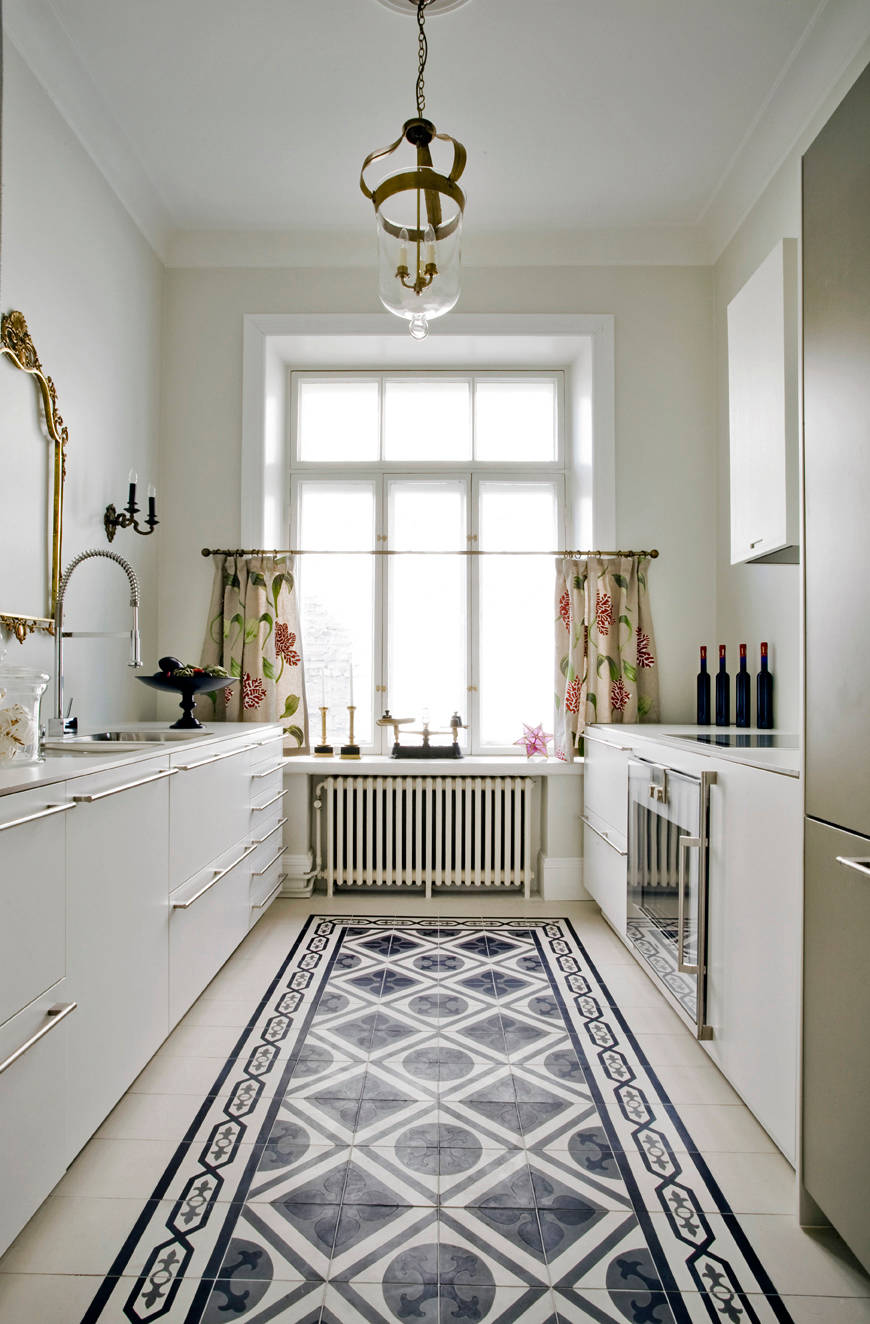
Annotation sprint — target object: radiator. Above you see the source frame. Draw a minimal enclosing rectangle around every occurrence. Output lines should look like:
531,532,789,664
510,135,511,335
313,775,534,898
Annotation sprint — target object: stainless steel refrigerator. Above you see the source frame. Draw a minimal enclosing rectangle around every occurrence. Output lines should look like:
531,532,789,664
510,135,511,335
802,60,870,1273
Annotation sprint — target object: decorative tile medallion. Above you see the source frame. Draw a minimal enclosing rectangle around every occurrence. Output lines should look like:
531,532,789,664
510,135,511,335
81,917,794,1323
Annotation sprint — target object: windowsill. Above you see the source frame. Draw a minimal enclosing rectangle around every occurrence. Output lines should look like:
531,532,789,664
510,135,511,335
283,753,583,775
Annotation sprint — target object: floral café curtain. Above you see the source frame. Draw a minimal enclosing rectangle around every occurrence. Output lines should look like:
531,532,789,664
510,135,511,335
554,554,659,760
198,554,309,749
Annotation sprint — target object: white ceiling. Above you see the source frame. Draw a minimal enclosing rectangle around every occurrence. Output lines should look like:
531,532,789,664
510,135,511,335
5,0,869,264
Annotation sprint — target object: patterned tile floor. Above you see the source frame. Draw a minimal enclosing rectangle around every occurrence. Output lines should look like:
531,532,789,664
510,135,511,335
1,897,868,1324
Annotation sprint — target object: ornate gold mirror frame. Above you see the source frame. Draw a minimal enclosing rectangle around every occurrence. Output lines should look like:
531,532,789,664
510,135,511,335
0,311,68,642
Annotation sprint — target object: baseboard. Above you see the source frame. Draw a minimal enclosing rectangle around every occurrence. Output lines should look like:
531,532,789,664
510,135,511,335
537,852,588,901
282,852,315,898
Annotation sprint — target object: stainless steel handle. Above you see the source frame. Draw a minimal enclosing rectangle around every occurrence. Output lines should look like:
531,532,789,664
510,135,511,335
253,816,287,846
72,768,177,803
749,537,764,549
177,744,257,771
836,856,870,877
252,845,287,876
580,814,627,857
252,876,285,909
0,1002,77,1076
251,788,287,812
0,802,76,833
172,841,258,909
251,761,286,780
677,836,701,975
582,731,633,753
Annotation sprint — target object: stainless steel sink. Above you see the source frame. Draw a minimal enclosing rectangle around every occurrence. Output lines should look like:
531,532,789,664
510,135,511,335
44,728,205,750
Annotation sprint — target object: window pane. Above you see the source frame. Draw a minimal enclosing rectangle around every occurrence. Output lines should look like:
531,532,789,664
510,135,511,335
299,483,375,746
388,483,466,739
297,378,379,461
384,379,471,461
474,379,557,462
478,483,558,747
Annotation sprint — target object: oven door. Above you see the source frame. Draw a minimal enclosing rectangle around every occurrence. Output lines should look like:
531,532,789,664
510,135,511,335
626,759,715,1039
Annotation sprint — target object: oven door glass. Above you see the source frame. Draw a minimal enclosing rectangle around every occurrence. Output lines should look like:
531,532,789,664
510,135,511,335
626,760,702,1023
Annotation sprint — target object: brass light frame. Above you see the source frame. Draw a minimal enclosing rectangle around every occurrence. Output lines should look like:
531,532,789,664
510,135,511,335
0,311,67,643
359,0,467,317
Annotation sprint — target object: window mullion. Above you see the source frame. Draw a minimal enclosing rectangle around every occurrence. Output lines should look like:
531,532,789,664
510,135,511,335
468,471,478,755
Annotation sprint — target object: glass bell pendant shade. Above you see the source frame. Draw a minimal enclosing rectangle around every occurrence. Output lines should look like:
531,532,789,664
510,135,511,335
375,173,463,340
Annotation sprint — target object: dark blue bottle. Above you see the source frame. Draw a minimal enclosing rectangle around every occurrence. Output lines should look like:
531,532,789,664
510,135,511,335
715,645,730,727
757,641,774,729
735,643,751,727
696,646,711,724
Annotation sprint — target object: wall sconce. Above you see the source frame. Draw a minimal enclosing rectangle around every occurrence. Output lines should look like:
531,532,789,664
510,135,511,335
104,470,159,542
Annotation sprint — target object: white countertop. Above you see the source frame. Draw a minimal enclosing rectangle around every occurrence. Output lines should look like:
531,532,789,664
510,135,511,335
283,755,583,776
0,722,282,797
587,723,800,777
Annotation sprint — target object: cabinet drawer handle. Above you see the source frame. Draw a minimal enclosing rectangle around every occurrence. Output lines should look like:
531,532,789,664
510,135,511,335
252,816,287,846
251,760,286,780
677,836,702,974
580,814,627,857
836,856,870,877
0,801,76,833
251,788,287,812
252,876,285,910
252,845,287,876
172,841,258,909
72,768,177,803
582,731,632,753
177,744,256,771
0,1002,77,1076
749,537,764,549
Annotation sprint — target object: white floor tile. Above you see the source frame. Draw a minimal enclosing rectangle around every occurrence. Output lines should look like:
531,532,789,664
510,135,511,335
96,1090,213,1143
650,1060,744,1106
780,1296,870,1322
726,1216,870,1298
55,1136,183,1200
634,1032,713,1068
702,1150,797,1215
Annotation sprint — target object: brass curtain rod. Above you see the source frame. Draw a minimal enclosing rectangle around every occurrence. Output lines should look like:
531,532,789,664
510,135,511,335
201,546,659,559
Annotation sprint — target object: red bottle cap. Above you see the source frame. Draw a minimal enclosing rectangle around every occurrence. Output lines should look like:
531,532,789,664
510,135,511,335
739,643,747,658
761,642,768,657
700,646,707,660
719,644,726,659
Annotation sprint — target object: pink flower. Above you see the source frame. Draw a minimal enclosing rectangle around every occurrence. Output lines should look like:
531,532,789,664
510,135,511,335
555,747,568,762
610,677,631,712
565,677,581,714
242,672,267,710
275,622,300,665
558,590,571,631
595,593,612,637
636,627,655,669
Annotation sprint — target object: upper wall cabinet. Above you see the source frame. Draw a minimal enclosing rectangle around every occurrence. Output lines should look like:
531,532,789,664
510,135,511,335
727,239,799,565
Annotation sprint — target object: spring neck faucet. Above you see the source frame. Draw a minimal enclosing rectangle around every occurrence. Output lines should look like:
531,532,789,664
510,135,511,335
48,549,143,737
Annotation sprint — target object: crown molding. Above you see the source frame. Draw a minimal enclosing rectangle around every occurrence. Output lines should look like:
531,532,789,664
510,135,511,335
700,0,870,263
3,0,172,261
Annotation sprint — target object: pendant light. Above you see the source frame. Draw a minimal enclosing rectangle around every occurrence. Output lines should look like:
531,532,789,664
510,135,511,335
360,0,467,339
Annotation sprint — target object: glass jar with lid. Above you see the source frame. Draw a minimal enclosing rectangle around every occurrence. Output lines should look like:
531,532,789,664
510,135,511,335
0,666,50,765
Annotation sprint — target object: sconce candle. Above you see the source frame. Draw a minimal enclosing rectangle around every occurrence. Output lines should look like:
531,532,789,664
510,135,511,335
105,474,159,542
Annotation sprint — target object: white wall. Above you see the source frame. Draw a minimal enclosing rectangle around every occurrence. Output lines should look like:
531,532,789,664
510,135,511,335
160,263,716,724
0,43,164,724
713,46,870,734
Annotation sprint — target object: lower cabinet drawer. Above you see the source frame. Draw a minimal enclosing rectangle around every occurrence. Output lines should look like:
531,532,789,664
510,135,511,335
169,838,255,1026
0,787,71,1029
249,834,287,926
0,984,76,1256
582,817,628,933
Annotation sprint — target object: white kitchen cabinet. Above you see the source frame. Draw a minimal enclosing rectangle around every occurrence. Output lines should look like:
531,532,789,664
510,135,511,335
0,786,72,1028
168,734,262,890
169,836,256,1025
581,732,629,930
705,761,801,1161
0,983,76,1256
581,812,627,932
65,757,174,1157
727,238,799,564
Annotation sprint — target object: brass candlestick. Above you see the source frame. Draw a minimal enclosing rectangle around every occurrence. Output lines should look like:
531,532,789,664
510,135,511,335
314,705,333,757
341,704,360,759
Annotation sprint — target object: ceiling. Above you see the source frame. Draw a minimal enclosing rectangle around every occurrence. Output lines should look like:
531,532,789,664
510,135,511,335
5,0,868,264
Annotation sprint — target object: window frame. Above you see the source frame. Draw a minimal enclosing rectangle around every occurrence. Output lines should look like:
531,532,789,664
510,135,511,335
289,370,567,755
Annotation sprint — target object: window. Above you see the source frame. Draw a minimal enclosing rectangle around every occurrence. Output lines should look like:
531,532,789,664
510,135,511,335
291,372,565,754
